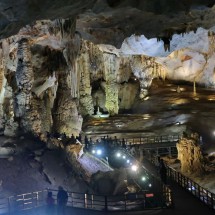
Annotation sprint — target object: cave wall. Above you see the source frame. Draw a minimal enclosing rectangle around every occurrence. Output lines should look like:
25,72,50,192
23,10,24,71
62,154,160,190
0,19,215,139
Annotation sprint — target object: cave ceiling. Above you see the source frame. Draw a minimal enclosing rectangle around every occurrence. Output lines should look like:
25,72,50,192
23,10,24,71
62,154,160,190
0,0,215,48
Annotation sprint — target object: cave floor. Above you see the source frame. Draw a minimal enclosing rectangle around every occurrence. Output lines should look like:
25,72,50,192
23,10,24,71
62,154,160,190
83,79,215,153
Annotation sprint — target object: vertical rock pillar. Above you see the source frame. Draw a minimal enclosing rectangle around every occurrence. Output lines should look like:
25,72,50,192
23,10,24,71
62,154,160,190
103,53,120,116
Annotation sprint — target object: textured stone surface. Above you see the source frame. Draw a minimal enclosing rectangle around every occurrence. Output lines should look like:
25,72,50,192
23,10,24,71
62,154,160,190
0,2,215,138
177,133,204,176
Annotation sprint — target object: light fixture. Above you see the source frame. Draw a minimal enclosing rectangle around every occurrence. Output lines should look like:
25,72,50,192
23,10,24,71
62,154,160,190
122,155,126,159
92,150,96,154
141,176,146,181
116,152,121,157
131,165,138,172
96,149,102,155
126,160,130,164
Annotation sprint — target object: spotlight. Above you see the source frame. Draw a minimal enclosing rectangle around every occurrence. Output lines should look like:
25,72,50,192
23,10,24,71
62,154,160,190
96,149,102,155
126,160,130,164
92,150,96,154
149,184,152,187
141,176,146,181
122,155,126,159
131,165,138,172
116,152,121,157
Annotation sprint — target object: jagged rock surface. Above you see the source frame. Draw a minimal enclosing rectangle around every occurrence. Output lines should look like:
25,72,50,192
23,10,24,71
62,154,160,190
177,133,205,176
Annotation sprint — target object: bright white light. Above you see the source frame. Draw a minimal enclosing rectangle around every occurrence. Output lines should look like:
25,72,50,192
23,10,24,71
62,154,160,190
141,176,146,181
188,186,195,191
122,155,126,159
131,165,138,172
116,152,121,157
149,184,152,187
92,150,96,154
213,131,215,136
126,160,130,164
96,149,102,155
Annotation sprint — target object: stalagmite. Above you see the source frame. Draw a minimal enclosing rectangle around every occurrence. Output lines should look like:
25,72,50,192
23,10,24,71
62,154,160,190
77,41,94,116
177,133,204,176
103,52,120,116
15,38,34,116
193,79,196,96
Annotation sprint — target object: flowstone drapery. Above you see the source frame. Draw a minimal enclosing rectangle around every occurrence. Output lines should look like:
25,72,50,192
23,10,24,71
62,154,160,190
32,73,57,97
130,56,155,99
62,33,81,99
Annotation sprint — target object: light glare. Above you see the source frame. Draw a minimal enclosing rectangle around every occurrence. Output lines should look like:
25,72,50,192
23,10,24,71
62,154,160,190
131,165,138,172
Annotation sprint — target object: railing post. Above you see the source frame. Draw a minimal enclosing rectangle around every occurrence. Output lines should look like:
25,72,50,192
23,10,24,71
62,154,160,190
211,193,214,209
124,194,127,211
35,192,38,207
104,196,108,211
91,195,94,209
71,192,73,207
84,193,87,209
8,197,11,214
22,194,25,210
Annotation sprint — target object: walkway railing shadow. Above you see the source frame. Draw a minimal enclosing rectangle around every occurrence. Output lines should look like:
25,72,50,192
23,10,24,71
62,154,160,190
167,166,215,210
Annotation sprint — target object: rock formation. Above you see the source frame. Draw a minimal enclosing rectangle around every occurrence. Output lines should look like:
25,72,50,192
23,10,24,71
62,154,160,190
177,133,204,176
0,1,214,144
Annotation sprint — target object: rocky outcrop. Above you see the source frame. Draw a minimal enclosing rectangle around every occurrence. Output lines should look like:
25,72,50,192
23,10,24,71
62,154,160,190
90,168,127,195
177,133,205,176
65,144,112,183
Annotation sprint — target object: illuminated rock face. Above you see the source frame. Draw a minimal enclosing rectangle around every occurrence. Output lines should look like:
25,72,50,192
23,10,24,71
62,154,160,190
177,133,204,175
0,14,215,139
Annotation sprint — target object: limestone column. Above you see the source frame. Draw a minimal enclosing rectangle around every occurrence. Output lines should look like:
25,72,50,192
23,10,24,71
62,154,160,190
103,53,120,116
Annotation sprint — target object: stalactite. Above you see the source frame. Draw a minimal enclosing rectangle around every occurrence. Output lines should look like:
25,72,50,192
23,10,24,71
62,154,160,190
49,18,76,40
88,41,104,81
63,32,81,98
49,18,81,99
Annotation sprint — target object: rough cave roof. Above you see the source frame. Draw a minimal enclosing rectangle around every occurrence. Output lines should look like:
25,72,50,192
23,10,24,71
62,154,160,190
1,0,215,47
